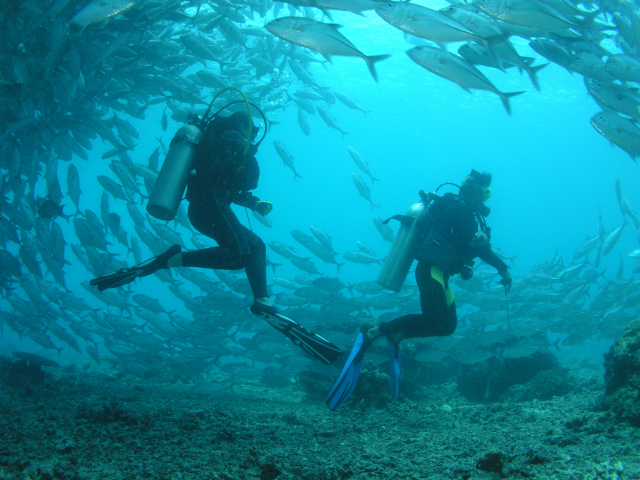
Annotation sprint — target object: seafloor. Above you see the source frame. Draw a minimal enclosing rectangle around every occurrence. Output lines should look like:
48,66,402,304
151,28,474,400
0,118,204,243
1,361,638,480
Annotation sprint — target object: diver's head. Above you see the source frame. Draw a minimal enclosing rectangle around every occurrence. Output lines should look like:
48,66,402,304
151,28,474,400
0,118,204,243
228,111,258,141
221,111,260,157
459,169,492,211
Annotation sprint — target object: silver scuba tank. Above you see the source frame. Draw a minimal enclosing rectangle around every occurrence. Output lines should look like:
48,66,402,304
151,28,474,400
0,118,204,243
376,202,428,292
146,124,203,221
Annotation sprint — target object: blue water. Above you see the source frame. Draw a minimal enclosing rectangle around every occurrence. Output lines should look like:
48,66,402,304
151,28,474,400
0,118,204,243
1,2,639,368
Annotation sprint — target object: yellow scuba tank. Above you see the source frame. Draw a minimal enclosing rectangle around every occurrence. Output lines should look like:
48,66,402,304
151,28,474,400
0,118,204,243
376,201,428,292
147,124,203,221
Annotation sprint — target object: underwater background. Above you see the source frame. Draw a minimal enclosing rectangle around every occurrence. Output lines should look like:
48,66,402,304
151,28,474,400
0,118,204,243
2,0,640,477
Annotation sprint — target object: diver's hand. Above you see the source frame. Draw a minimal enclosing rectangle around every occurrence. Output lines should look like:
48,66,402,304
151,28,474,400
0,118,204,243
499,269,512,292
255,201,273,216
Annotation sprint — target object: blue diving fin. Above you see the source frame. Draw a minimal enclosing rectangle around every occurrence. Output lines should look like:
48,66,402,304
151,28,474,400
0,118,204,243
325,327,371,411
387,337,401,399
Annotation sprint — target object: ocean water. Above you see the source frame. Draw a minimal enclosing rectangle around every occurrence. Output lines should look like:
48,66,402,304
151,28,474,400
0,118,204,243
1,0,639,423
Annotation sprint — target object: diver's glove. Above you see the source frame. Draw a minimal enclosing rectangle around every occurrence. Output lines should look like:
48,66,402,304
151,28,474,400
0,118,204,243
470,232,488,248
255,201,273,216
499,268,512,292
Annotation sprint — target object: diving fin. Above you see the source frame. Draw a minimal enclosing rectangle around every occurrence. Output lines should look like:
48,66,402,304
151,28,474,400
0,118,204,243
325,326,371,411
387,337,401,399
89,244,181,291
250,302,343,365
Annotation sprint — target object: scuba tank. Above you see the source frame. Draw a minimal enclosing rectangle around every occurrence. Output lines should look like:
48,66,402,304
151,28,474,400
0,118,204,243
147,87,268,221
376,201,428,292
146,124,203,221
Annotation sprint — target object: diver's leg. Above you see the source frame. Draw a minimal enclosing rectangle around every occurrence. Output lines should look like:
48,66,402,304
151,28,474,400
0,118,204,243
241,226,270,303
181,200,250,270
377,261,457,344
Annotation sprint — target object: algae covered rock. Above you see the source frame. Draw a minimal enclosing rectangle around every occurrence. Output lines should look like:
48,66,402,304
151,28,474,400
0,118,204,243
603,318,640,425
458,350,568,402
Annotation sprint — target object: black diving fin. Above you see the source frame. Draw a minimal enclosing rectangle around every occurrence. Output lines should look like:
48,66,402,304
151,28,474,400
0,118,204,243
89,244,181,291
250,302,343,365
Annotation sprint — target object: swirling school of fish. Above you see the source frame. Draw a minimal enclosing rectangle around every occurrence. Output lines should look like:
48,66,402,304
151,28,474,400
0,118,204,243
1,0,640,382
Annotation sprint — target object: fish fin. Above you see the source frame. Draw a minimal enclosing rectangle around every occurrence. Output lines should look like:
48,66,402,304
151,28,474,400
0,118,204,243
321,53,334,65
499,91,525,116
364,54,391,83
482,34,510,72
526,63,548,91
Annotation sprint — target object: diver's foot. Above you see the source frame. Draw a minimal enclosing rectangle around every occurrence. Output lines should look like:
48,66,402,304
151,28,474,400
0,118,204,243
149,244,182,273
255,296,273,306
250,301,278,317
354,325,373,363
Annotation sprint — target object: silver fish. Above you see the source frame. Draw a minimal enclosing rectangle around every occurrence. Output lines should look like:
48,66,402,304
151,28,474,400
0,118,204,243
266,16,390,82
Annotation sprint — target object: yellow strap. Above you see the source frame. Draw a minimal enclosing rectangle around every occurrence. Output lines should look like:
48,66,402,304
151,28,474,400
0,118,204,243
430,265,455,307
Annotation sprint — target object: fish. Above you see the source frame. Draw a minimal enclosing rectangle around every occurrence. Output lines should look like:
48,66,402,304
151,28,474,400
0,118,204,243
529,38,574,75
70,0,136,30
269,241,304,260
348,147,379,185
273,140,302,181
317,104,350,139
66,164,82,216
377,1,499,53
352,172,380,209
290,256,323,275
265,17,390,82
97,175,130,202
309,225,334,251
474,0,579,32
334,91,372,116
605,54,640,83
252,210,273,228
343,250,383,265
587,81,640,121
591,111,640,162
297,108,311,136
407,46,524,115
373,216,395,243
571,53,617,82
36,198,70,221
12,351,60,368
603,223,628,257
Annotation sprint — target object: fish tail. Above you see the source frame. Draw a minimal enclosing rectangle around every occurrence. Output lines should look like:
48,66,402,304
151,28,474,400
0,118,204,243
483,34,510,72
293,172,302,182
364,54,391,83
499,91,525,116
341,130,351,140
526,63,548,91
336,263,345,274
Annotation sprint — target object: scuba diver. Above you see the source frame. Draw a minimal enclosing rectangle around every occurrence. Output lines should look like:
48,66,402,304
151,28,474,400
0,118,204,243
91,90,342,366
325,169,512,410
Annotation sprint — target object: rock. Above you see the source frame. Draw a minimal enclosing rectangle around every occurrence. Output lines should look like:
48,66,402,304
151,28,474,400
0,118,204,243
458,350,565,402
476,451,507,474
602,318,640,425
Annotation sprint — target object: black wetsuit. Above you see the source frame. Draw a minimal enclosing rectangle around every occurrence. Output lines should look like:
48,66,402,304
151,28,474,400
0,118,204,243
181,113,268,299
379,193,508,340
